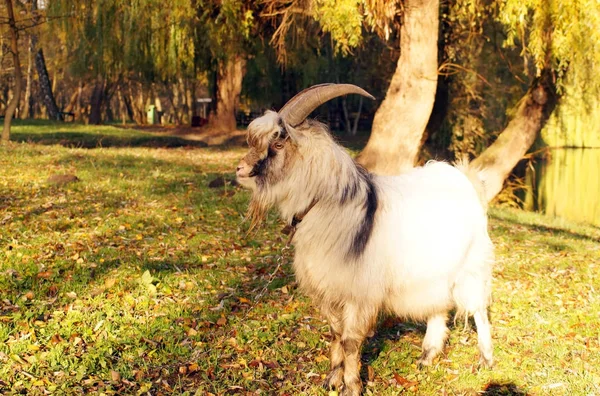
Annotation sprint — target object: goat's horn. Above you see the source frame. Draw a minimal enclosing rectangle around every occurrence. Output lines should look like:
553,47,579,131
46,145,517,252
279,83,375,127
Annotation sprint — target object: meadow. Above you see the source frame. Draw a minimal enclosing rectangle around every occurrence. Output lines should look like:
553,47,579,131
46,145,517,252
1,122,599,395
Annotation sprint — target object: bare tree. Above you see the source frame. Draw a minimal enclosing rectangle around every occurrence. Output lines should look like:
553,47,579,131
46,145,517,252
2,0,23,142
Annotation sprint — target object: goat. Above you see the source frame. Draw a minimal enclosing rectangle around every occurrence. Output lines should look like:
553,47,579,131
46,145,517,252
236,84,494,396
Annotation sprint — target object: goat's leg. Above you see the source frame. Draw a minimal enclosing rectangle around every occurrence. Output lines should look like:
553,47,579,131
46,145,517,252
474,309,493,367
323,306,345,391
339,304,376,396
417,313,448,366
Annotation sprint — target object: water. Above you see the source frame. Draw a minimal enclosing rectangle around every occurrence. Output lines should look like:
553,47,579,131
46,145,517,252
523,148,600,227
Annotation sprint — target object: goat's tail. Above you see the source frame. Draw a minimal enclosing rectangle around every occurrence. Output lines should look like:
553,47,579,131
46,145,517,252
454,159,488,210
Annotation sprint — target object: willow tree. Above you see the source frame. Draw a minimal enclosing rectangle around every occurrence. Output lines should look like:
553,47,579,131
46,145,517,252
471,0,600,200
48,0,197,124
195,0,259,132
302,0,600,201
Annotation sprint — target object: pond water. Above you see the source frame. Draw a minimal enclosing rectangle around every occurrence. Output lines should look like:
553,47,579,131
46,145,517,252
523,148,600,227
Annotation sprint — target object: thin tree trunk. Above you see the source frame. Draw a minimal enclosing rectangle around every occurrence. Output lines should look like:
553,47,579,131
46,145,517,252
165,82,181,125
63,82,84,114
208,56,246,132
341,97,352,135
351,96,363,136
357,0,439,174
2,0,23,142
121,85,134,123
89,75,105,124
472,71,557,202
35,49,62,121
21,34,36,119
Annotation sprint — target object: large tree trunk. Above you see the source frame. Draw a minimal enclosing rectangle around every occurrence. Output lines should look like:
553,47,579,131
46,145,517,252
35,49,63,121
357,0,439,174
208,56,246,132
472,71,557,202
2,0,23,142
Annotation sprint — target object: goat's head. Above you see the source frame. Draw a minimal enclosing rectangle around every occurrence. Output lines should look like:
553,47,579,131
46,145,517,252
236,84,374,226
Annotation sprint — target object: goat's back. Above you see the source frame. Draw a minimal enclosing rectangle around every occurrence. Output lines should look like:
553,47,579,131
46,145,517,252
370,162,492,317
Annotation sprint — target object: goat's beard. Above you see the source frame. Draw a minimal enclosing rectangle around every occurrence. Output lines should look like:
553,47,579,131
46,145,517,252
246,194,271,232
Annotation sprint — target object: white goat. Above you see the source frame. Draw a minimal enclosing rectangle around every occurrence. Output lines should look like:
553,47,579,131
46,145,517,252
236,84,494,396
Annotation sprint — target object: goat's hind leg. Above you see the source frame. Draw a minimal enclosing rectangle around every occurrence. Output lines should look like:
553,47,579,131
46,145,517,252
322,305,344,391
474,309,493,367
417,313,449,366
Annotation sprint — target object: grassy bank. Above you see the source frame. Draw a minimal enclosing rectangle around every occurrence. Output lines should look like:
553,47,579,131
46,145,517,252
1,123,599,395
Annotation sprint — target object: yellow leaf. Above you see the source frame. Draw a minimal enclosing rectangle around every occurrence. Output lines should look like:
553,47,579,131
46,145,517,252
110,370,121,382
315,354,329,363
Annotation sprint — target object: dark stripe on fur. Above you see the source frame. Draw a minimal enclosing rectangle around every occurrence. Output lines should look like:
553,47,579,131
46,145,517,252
348,167,378,259
340,178,360,204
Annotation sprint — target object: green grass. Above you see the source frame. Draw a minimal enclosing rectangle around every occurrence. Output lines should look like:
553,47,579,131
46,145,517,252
1,122,599,395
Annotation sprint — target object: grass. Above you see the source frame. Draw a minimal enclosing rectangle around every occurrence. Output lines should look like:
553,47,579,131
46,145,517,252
1,121,599,395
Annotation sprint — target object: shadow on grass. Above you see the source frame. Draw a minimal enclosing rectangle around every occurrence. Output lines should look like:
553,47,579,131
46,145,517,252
12,131,208,149
491,212,600,243
482,382,528,395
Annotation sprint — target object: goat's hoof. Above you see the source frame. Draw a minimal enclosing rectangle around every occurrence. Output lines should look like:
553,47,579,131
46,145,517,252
339,382,362,396
323,367,344,391
416,349,436,367
479,355,494,369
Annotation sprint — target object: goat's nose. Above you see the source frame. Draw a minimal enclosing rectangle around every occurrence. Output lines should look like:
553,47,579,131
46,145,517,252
236,166,243,172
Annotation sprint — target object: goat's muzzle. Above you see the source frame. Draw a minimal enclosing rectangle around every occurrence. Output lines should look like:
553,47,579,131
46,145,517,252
236,158,256,189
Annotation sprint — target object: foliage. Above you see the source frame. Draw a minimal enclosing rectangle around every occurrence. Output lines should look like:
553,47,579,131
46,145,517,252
199,0,256,62
1,122,599,394
312,0,363,54
47,0,197,81
498,0,600,97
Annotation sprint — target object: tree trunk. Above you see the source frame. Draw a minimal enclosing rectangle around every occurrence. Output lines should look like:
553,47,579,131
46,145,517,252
2,0,23,142
208,56,246,132
89,76,105,124
472,71,557,202
351,96,364,136
35,49,63,121
357,0,439,174
21,34,36,119
63,82,84,114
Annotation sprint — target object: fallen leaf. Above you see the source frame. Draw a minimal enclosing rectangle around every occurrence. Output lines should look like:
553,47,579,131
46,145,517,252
110,370,121,382
393,373,418,388
216,317,227,326
187,327,198,336
104,278,116,289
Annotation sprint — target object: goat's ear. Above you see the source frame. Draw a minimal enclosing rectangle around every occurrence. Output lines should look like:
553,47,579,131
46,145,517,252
281,121,305,144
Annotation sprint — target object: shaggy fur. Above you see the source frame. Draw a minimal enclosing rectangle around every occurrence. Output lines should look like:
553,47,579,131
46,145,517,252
236,111,495,396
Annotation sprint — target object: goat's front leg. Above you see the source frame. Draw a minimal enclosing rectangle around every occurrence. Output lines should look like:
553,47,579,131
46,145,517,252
339,303,377,396
322,305,345,391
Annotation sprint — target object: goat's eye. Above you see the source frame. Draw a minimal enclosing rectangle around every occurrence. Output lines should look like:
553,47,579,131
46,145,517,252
273,141,285,150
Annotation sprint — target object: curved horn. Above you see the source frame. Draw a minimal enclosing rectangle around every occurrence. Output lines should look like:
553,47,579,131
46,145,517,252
279,83,375,127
